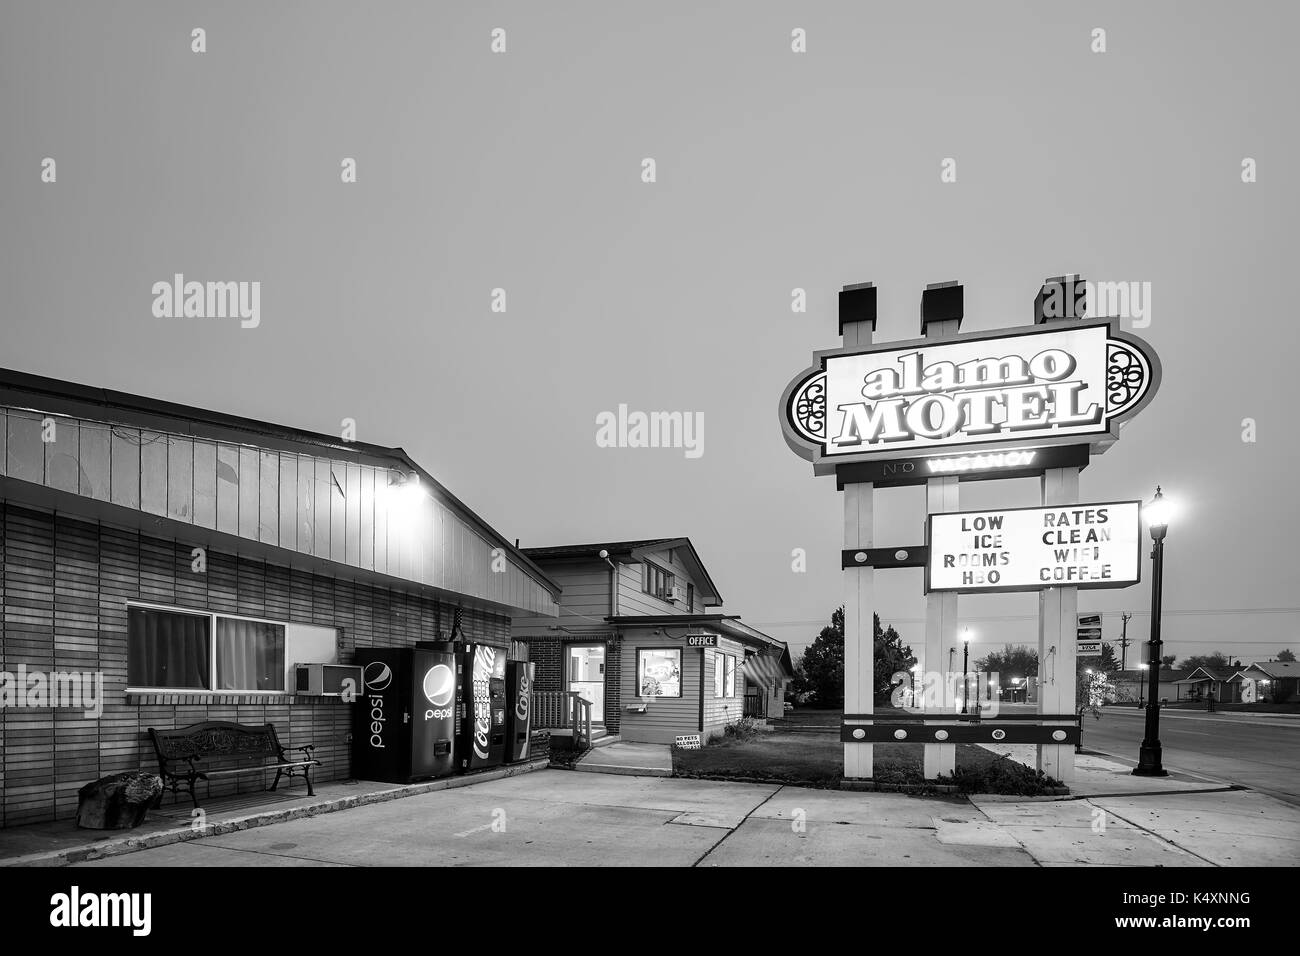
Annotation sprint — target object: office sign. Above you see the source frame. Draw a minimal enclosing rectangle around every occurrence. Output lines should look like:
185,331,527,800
685,633,718,647
926,501,1142,593
781,320,1160,469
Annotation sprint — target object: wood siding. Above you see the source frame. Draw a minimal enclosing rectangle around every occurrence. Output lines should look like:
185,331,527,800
702,638,747,739
0,406,556,618
511,560,611,634
617,546,700,617
619,634,702,744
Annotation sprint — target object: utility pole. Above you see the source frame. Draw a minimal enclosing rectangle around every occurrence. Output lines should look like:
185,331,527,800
1119,612,1132,671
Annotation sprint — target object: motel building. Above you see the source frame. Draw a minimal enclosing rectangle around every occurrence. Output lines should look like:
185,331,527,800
0,368,561,828
510,539,794,746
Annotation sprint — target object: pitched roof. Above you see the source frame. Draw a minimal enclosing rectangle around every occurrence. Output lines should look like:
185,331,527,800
0,367,562,607
522,539,678,559
524,537,723,605
1240,660,1300,679
1177,665,1239,682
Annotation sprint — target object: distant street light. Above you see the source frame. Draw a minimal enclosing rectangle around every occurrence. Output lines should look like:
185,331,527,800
1134,487,1174,777
1138,663,1148,708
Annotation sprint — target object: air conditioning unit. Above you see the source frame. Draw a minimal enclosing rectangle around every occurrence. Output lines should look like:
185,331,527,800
670,584,686,604
295,663,362,697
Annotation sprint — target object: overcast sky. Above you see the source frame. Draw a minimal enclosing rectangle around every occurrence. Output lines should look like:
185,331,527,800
3,2,1297,667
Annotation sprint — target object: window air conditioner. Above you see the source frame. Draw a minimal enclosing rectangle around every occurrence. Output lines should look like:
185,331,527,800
295,663,362,697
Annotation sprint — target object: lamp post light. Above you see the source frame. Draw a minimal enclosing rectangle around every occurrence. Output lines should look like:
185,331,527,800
1138,663,1148,708
1134,486,1174,777
961,628,973,715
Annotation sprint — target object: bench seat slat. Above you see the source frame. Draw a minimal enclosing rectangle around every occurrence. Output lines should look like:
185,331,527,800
196,761,318,777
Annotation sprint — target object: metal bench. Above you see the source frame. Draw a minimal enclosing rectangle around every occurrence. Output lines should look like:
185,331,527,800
148,721,320,809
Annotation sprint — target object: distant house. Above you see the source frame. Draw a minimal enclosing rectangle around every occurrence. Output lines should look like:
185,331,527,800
1174,666,1242,703
1110,668,1191,704
1232,661,1300,704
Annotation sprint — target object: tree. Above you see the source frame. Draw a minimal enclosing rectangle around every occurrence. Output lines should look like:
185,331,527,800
1160,654,1177,670
799,607,845,708
1277,649,1296,662
796,606,915,708
975,644,1038,681
1180,652,1231,670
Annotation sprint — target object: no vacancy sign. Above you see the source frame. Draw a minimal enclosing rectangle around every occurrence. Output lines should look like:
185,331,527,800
927,501,1142,593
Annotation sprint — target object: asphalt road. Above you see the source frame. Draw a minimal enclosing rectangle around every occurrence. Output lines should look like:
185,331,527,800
1082,708,1300,806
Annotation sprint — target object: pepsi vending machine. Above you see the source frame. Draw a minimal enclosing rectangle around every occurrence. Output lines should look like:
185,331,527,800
352,648,456,783
504,660,535,763
457,643,507,771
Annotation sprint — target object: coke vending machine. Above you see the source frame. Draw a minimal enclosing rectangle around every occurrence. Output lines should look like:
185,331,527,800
457,643,507,771
352,648,456,783
504,660,535,763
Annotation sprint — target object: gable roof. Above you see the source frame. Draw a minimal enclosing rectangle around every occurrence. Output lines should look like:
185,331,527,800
523,537,723,606
1176,665,1238,683
1239,661,1300,680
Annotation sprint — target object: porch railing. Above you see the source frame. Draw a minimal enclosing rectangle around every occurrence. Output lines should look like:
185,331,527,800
743,693,767,719
531,690,594,750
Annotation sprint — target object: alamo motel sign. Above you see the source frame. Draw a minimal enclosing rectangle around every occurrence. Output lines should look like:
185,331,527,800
778,277,1161,783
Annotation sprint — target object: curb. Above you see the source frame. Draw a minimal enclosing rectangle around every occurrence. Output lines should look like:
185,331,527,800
575,763,672,778
2,758,549,868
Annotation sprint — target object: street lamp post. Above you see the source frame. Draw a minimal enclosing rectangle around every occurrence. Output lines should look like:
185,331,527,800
961,629,972,715
1137,662,1148,708
1134,487,1173,777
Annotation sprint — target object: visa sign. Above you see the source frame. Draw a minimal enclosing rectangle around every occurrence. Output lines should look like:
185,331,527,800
781,321,1160,468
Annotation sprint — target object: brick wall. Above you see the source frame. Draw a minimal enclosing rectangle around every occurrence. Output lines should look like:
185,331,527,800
515,634,622,734
0,503,512,828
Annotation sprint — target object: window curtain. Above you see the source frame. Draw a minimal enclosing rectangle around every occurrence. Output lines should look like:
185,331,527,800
216,618,285,691
128,608,211,689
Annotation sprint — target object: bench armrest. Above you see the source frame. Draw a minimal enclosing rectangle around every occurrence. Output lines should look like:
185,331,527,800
279,744,316,758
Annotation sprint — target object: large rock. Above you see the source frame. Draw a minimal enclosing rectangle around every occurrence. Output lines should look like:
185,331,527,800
75,771,163,830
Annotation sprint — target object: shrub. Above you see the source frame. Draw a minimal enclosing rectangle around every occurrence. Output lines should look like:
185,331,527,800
723,717,764,742
938,760,1062,796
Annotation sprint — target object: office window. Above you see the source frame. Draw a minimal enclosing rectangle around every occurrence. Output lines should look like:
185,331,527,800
714,652,725,697
724,655,736,698
643,562,674,601
129,605,288,692
637,648,682,698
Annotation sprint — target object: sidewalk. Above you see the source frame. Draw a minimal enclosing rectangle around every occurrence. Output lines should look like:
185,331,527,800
0,758,547,868
574,741,673,777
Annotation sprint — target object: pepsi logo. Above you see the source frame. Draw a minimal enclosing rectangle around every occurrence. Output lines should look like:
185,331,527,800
364,661,392,691
422,664,455,707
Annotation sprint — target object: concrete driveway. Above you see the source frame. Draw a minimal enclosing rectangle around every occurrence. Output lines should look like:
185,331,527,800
71,769,1268,867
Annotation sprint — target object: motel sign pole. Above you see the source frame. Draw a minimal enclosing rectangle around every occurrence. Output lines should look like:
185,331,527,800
1134,487,1171,777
